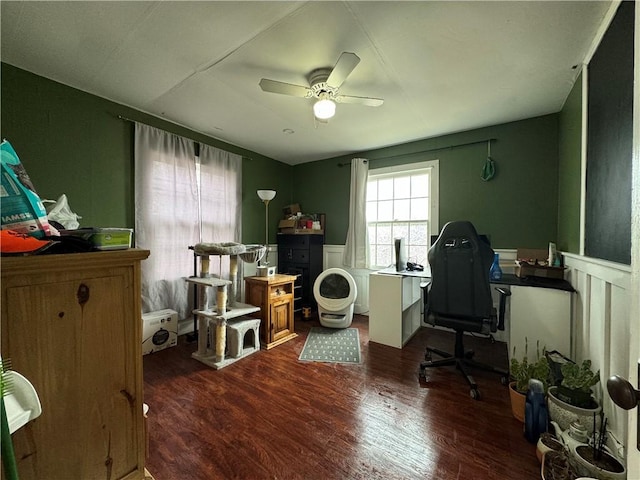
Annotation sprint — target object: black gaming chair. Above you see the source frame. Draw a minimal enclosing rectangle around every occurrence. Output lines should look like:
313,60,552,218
419,221,509,399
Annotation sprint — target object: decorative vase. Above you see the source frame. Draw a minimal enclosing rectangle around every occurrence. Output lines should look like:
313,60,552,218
547,386,601,435
508,381,526,422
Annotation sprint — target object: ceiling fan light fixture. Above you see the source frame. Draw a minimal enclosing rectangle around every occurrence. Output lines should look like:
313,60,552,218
313,94,336,120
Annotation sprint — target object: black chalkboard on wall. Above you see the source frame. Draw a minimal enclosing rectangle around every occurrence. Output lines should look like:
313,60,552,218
585,0,634,265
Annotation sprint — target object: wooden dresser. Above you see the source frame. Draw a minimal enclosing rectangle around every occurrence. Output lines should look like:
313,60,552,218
244,274,297,349
1,249,149,480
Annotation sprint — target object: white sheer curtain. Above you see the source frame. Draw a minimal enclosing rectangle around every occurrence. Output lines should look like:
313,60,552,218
342,158,370,268
198,143,242,292
135,123,198,319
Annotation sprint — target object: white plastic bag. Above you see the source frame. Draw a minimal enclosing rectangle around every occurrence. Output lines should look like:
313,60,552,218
43,194,82,230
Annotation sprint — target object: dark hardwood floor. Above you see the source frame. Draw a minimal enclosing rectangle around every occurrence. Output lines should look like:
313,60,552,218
143,314,541,480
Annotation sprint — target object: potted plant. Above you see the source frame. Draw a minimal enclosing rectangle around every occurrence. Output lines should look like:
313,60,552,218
509,339,550,422
572,444,626,480
540,449,577,480
536,432,565,464
570,421,626,480
556,360,600,408
547,359,602,433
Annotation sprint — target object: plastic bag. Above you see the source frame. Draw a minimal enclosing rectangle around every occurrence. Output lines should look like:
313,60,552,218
0,140,52,238
43,194,81,230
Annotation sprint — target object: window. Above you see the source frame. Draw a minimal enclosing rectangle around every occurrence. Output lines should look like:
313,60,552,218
367,160,439,269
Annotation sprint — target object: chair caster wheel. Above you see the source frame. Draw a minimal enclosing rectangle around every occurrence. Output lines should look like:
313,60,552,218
500,376,509,386
470,388,481,400
464,350,475,359
418,369,426,379
424,353,432,362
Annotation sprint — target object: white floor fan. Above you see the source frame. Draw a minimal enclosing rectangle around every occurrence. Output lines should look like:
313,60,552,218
1,358,42,479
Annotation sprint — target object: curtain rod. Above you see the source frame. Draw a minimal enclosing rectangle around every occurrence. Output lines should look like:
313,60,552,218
337,138,496,167
116,114,254,161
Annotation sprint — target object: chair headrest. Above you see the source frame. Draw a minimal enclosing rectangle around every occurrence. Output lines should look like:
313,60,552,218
431,221,487,252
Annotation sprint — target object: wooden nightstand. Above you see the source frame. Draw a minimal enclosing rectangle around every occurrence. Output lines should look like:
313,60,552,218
245,274,298,349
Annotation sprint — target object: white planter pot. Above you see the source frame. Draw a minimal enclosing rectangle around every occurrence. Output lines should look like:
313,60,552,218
571,444,626,480
547,386,602,435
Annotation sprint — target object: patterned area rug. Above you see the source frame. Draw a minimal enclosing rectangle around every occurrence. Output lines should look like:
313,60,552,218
299,327,361,364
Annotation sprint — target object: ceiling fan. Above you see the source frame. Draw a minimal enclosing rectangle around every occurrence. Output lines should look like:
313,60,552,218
259,52,384,121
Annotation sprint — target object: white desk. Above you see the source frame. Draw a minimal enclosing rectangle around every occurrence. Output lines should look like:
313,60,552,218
369,270,574,357
506,283,572,362
369,268,429,348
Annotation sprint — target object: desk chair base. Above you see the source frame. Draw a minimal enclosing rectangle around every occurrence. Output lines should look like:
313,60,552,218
418,330,509,400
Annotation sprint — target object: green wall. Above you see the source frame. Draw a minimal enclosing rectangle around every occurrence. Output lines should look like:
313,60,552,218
0,63,292,245
557,72,583,254
294,115,560,248
3,63,569,250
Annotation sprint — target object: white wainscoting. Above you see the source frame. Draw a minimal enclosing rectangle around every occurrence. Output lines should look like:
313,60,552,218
563,252,631,456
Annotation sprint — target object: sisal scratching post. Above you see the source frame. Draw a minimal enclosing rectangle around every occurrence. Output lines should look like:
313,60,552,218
215,320,226,363
215,285,227,362
216,285,227,315
215,290,226,363
196,284,209,356
199,255,210,278
229,255,238,307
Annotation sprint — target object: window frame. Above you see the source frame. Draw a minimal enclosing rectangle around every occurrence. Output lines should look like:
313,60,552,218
366,160,439,269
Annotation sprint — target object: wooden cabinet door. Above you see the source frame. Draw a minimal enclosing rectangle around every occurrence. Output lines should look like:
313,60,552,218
4,269,141,480
270,297,292,343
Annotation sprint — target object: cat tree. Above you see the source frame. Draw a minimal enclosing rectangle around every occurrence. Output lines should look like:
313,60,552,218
186,243,266,369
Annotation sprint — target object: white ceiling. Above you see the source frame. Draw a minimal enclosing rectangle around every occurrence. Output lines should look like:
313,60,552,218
1,1,611,165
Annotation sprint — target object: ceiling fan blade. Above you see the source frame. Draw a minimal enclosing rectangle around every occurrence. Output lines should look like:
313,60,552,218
335,94,384,107
259,78,311,98
326,52,360,89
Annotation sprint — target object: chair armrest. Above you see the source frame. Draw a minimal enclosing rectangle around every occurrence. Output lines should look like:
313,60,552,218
420,280,431,305
494,287,511,331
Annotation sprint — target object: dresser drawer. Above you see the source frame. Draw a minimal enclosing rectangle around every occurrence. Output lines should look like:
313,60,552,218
278,234,311,248
279,248,310,264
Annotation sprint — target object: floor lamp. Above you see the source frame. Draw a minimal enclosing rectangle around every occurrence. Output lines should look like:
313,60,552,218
257,190,276,273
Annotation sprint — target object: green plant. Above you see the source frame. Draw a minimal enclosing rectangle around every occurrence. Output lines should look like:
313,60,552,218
555,359,600,408
510,339,550,393
560,360,600,392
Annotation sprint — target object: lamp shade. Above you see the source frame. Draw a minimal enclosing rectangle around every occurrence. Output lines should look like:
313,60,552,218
257,190,276,201
313,94,336,120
